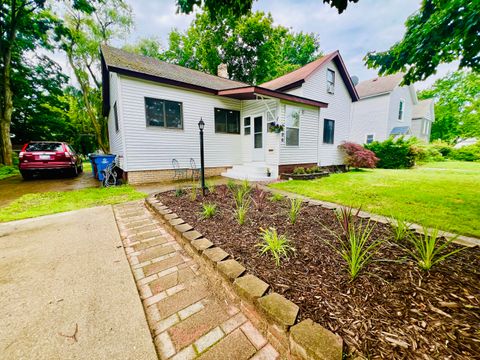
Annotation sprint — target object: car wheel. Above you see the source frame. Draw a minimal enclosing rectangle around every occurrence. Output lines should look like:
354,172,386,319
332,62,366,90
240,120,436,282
20,170,33,180
70,166,79,178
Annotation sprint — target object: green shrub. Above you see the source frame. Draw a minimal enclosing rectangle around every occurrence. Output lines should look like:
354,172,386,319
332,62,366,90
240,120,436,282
430,140,453,157
288,198,302,224
201,203,217,219
412,142,444,163
292,167,306,174
449,142,480,162
404,226,465,271
365,137,417,168
306,165,323,174
257,227,295,266
389,217,412,242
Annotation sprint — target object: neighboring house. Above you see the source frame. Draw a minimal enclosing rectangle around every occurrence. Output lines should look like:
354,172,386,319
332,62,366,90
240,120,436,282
411,99,435,142
350,73,418,144
101,46,359,184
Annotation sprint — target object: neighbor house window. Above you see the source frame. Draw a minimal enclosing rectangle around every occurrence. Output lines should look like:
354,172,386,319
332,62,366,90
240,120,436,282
366,134,374,144
113,102,119,132
145,97,183,129
398,99,405,120
323,119,335,144
244,117,251,135
215,108,240,134
285,106,300,146
327,69,335,94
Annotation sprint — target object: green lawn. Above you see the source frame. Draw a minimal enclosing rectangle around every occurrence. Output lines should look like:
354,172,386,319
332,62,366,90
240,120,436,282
0,186,146,222
271,161,480,238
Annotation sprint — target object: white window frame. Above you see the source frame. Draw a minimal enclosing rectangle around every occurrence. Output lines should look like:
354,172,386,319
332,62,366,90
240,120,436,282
244,116,251,135
365,133,375,144
285,106,300,147
398,99,405,121
327,69,335,94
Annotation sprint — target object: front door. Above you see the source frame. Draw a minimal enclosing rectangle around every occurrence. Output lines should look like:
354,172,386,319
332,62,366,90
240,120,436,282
252,115,264,162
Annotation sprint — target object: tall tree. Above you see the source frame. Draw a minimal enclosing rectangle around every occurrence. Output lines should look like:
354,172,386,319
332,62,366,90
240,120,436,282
365,0,480,84
136,11,321,85
54,0,132,153
176,0,359,19
418,70,480,143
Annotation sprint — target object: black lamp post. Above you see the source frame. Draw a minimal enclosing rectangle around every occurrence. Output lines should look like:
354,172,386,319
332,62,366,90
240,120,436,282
198,118,206,196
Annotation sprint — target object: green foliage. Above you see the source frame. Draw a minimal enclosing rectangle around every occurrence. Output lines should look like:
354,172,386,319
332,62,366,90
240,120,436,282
226,179,236,192
404,227,465,271
234,197,251,225
257,227,295,266
326,216,382,281
389,217,412,242
292,167,306,175
449,142,480,162
430,140,453,157
232,180,252,207
158,10,321,84
411,141,445,163
365,0,480,84
419,71,480,143
201,202,217,218
190,184,198,201
269,193,284,202
175,187,185,197
288,198,303,224
306,165,323,174
0,165,19,180
365,137,417,168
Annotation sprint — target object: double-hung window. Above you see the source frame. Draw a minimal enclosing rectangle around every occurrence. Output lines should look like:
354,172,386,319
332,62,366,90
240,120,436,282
215,108,240,134
145,97,183,129
323,119,335,144
285,106,300,146
398,99,405,121
244,117,251,135
366,134,374,144
327,69,335,94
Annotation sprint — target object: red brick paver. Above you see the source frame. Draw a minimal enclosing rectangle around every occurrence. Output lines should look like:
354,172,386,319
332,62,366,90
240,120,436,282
114,201,279,360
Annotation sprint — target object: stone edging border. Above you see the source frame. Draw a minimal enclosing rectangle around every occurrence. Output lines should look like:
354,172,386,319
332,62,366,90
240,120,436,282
145,194,343,360
261,185,480,249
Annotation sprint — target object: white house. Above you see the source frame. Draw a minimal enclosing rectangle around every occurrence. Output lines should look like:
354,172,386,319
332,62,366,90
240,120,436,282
101,46,359,184
350,73,419,144
411,99,435,142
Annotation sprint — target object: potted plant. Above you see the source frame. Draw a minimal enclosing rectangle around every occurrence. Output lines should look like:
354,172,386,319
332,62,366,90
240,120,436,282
268,122,284,133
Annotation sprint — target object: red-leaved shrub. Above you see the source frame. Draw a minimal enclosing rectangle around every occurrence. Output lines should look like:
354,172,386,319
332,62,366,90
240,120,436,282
338,142,379,169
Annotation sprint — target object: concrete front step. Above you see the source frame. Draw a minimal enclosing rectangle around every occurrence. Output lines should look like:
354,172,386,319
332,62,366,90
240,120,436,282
222,162,275,182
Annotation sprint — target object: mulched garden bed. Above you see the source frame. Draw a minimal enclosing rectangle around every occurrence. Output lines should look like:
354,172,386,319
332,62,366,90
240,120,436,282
158,185,480,359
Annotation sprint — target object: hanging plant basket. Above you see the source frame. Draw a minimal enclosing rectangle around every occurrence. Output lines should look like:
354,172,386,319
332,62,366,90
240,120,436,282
268,122,284,133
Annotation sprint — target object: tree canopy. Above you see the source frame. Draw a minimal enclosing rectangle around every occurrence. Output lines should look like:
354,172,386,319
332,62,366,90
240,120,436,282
365,0,480,85
419,70,480,143
127,11,322,85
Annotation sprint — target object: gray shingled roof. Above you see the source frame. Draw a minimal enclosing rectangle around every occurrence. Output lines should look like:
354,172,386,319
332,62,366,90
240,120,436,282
101,45,249,91
412,99,434,119
355,73,404,98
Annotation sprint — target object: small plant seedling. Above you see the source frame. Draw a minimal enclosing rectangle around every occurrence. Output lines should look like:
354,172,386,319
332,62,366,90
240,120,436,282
226,179,236,192
389,216,412,242
404,226,465,271
190,184,198,201
201,203,217,219
288,198,303,224
175,187,185,197
256,227,295,266
269,193,284,202
234,197,251,225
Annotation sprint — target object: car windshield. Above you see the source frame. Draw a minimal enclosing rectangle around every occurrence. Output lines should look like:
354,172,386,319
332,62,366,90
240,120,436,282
26,143,63,152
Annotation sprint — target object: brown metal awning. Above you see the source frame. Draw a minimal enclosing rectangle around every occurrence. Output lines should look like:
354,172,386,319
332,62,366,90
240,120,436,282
217,86,328,108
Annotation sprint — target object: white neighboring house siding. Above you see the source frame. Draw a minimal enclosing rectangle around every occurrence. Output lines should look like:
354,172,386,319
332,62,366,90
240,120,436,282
117,75,242,172
350,94,390,143
285,60,353,165
387,85,414,135
107,72,126,168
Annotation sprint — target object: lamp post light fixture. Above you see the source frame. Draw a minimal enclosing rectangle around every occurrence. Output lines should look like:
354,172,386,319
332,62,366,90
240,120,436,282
198,118,206,196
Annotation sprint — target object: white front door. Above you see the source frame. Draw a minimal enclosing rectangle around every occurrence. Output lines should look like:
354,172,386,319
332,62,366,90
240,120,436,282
252,115,265,162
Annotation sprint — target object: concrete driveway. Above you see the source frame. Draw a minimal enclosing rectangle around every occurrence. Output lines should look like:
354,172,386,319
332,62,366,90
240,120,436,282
0,170,98,207
0,206,157,359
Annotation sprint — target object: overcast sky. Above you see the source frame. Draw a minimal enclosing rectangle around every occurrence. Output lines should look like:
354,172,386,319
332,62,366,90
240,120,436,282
60,0,458,90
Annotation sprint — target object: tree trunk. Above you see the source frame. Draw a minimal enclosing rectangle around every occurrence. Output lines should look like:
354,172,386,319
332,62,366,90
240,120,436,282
0,40,14,166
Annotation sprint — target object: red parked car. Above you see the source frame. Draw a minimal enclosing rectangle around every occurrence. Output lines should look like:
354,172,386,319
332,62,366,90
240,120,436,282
18,141,83,180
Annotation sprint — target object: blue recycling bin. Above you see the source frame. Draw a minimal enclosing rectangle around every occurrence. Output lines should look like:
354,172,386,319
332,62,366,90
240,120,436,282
93,154,116,181
88,154,98,178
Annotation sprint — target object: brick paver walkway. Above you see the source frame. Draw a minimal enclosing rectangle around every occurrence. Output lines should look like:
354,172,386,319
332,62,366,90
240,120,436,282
114,201,279,360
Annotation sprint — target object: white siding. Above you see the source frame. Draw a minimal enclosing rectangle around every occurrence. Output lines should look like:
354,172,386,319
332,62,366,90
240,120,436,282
118,76,242,171
107,73,126,168
387,86,413,134
301,61,353,165
279,102,319,165
350,94,390,143
411,118,432,142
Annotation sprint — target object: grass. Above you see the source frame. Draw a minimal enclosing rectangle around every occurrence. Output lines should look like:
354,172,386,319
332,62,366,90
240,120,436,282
0,185,145,222
270,161,480,238
0,165,19,180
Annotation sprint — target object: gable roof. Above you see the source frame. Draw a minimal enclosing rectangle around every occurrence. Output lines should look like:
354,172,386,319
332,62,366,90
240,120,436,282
412,99,434,119
260,51,359,101
355,73,405,98
101,45,249,92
